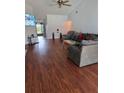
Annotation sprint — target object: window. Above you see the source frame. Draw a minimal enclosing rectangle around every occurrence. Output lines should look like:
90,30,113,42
25,14,36,26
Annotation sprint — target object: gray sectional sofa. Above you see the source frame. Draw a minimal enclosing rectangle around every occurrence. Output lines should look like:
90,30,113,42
63,31,98,67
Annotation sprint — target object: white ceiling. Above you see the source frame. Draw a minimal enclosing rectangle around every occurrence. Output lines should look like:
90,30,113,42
25,0,83,20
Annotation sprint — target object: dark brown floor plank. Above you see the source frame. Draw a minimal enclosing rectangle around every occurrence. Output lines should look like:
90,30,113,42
25,37,98,93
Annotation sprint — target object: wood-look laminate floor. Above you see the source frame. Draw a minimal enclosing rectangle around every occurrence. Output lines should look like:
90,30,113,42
25,37,98,93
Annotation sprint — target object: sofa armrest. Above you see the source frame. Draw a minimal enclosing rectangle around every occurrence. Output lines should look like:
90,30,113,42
80,44,98,67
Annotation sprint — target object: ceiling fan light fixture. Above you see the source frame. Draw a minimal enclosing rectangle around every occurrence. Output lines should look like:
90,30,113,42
52,0,71,8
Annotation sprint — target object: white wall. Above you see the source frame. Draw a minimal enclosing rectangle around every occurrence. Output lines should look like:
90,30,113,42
68,0,98,34
25,3,37,44
25,3,33,14
46,15,68,39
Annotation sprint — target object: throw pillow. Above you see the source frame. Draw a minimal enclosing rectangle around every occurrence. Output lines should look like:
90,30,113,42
67,31,75,39
78,33,84,41
72,32,79,41
83,33,88,40
70,31,76,40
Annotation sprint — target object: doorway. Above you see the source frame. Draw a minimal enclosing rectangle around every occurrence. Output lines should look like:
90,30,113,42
36,23,44,36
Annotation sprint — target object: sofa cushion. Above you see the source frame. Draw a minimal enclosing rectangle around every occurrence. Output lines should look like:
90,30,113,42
81,40,98,45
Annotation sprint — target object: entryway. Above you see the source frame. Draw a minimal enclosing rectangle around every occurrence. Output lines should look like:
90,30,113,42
36,23,44,36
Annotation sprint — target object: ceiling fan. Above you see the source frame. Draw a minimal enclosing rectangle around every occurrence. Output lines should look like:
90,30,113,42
51,0,72,8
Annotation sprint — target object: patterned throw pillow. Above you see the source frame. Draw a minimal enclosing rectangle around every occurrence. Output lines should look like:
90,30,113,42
78,33,84,41
71,32,79,41
88,34,98,40
86,34,91,40
75,33,80,41
70,32,76,40
71,32,83,42
93,34,98,40
83,33,88,40
83,33,98,40
67,31,75,39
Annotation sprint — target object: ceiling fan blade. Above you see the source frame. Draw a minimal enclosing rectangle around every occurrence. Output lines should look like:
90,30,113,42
63,0,69,3
63,3,71,6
